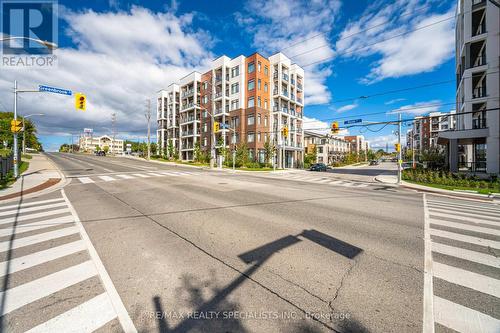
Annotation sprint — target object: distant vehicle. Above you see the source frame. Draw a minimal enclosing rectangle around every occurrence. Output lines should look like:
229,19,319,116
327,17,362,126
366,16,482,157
309,163,328,172
95,150,106,156
401,162,423,170
369,160,379,166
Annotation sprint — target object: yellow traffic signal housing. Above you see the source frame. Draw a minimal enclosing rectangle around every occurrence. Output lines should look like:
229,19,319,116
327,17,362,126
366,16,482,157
10,119,22,133
75,93,86,111
282,126,288,137
331,121,339,134
395,143,401,152
213,121,220,132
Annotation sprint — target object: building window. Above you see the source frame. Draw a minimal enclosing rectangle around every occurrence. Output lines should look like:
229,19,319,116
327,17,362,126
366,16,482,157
248,132,255,143
248,62,255,73
258,113,261,125
202,95,208,104
204,137,207,146
264,66,268,75
231,99,239,110
258,79,261,90
258,61,261,72
264,115,268,126
203,81,208,90
258,132,261,142
318,147,323,153
257,97,261,107
232,116,240,128
203,110,208,118
264,83,268,92
248,97,255,108
264,100,268,110
231,83,239,94
204,123,207,132
248,79,255,90
247,114,255,125
231,66,239,77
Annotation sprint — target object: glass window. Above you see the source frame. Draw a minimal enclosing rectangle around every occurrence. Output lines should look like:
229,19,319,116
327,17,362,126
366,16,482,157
264,115,268,126
264,83,268,92
231,66,239,77
258,79,261,90
248,97,255,108
248,62,255,73
258,114,261,124
258,61,261,72
258,132,261,142
264,66,268,75
247,132,255,143
264,100,268,110
231,83,239,94
231,99,239,110
248,79,255,90
247,114,255,125
257,97,261,107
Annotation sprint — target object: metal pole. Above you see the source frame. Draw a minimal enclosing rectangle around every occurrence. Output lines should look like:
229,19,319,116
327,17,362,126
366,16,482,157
412,126,415,169
232,131,235,171
13,80,19,178
22,117,25,155
145,100,151,160
398,113,402,184
211,112,215,168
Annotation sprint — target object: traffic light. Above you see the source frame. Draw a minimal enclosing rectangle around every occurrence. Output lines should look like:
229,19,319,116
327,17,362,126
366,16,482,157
213,121,220,132
395,143,401,152
282,126,288,137
331,121,339,134
75,93,86,111
10,119,22,133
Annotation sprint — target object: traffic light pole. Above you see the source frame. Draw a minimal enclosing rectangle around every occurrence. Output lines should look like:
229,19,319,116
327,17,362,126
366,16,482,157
13,80,18,178
397,113,402,185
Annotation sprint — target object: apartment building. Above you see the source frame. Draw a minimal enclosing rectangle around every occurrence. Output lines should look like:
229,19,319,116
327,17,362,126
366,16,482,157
157,52,305,168
409,111,455,152
79,135,123,154
344,135,370,154
304,131,351,164
156,84,180,156
438,0,499,174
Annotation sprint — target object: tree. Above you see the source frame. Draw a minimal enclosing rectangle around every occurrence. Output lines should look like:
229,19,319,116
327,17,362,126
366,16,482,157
263,138,274,166
167,139,175,159
150,142,158,156
421,148,446,170
194,141,202,162
304,146,317,168
0,112,42,151
236,142,249,167
103,146,109,153
95,145,101,152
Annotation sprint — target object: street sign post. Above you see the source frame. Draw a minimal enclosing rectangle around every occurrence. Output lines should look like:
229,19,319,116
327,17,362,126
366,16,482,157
344,119,362,125
38,85,72,96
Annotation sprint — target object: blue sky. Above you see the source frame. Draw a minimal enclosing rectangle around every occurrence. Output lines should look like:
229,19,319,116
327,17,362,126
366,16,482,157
0,0,457,151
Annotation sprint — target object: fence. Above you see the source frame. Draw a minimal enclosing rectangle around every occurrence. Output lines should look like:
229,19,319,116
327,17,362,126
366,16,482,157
0,150,21,180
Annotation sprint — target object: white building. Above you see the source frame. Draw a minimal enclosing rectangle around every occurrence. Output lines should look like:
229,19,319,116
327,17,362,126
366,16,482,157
439,0,499,174
79,135,123,154
304,131,351,164
157,84,180,157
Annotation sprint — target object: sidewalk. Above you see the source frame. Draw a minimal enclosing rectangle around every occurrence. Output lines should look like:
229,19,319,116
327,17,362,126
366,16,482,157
0,153,64,201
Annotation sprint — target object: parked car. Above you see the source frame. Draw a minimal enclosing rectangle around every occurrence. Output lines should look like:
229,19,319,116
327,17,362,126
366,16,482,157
309,163,328,172
369,160,379,166
95,150,106,156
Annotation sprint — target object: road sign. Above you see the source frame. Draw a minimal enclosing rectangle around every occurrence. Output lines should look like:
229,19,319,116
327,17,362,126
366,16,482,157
39,85,72,96
344,119,362,125
84,128,93,134
220,123,229,129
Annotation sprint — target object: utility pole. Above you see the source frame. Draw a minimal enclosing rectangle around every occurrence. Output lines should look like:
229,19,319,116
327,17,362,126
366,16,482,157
145,99,151,160
111,112,116,155
13,80,19,178
412,126,416,169
397,113,402,185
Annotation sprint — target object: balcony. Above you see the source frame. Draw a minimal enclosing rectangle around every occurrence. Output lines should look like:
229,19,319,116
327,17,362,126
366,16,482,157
297,83,303,90
182,103,195,111
282,107,288,113
214,91,223,99
182,90,194,98
297,97,303,104
472,118,487,129
215,76,222,83
291,94,296,101
282,91,289,97
291,78,295,85
471,53,486,68
273,72,278,79
472,86,486,99
181,116,196,124
282,73,289,82
273,89,279,95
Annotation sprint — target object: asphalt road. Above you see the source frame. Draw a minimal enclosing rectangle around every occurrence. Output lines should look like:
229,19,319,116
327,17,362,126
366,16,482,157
3,153,498,333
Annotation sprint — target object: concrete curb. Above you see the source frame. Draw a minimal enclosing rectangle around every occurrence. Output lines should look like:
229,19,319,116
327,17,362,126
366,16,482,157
400,181,497,202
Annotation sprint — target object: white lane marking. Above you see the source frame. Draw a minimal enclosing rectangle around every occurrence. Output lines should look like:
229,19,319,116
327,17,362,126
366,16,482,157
434,296,500,333
99,175,116,182
317,178,332,183
328,180,343,185
428,203,500,217
62,189,137,333
0,240,86,276
432,242,500,268
157,171,179,176
116,174,134,179
78,177,94,184
427,200,500,213
422,194,435,333
132,173,150,178
430,228,500,249
0,215,74,237
355,183,369,188
0,208,71,226
0,198,65,212
0,202,68,217
0,226,79,252
26,293,117,333
429,218,500,236
147,172,163,177
342,182,354,187
433,262,500,298
428,210,500,225
0,261,97,315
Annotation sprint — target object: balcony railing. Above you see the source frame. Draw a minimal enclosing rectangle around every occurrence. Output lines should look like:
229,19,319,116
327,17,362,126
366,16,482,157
472,86,486,99
472,54,486,67
182,103,195,110
297,97,303,104
473,21,486,37
273,89,278,95
472,118,487,129
282,73,289,81
282,91,289,97
297,83,303,90
214,91,223,99
181,117,195,123
273,72,278,79
215,76,222,82
291,94,296,100
458,161,486,172
182,90,194,98
291,78,295,85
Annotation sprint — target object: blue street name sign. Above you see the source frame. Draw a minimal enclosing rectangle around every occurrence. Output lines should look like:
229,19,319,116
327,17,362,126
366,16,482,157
344,119,362,125
39,85,72,96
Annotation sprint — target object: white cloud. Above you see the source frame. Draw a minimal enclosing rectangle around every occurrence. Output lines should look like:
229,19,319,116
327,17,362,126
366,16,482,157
0,6,212,143
336,1,455,83
367,134,405,149
390,100,441,115
236,0,341,105
303,116,348,136
336,103,358,113
385,98,406,105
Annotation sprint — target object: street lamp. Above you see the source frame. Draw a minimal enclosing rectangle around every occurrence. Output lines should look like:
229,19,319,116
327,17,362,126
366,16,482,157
22,113,44,154
2,37,58,178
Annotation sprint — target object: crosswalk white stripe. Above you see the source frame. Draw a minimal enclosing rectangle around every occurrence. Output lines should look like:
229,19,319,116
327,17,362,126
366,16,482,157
317,178,332,183
147,172,163,177
428,203,500,217
355,183,369,187
0,198,65,212
0,202,68,217
0,215,74,237
432,242,500,268
434,296,500,333
0,226,79,252
0,208,71,226
328,180,343,185
429,218,500,236
132,173,150,178
427,200,500,213
429,210,500,226
78,177,94,184
433,262,500,298
342,182,354,187
26,293,117,333
116,174,134,179
98,175,116,182
0,261,97,315
158,171,179,176
0,240,86,277
430,228,500,249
